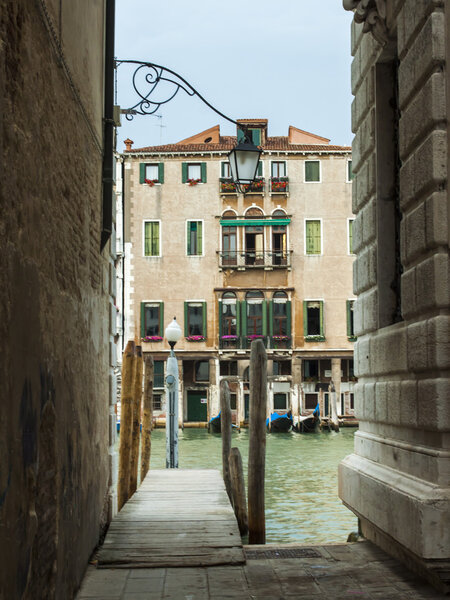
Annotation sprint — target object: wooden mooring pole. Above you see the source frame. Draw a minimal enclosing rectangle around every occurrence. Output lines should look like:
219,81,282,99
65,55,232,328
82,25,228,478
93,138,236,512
220,380,232,501
248,339,267,544
117,340,136,511
229,447,248,536
130,345,143,496
140,354,154,483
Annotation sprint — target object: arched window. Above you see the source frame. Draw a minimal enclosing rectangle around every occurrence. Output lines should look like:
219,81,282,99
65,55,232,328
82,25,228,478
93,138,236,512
221,211,237,266
244,207,264,266
244,290,265,337
272,209,287,266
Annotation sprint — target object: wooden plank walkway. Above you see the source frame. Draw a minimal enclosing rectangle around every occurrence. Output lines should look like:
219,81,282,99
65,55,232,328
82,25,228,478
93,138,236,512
97,469,245,568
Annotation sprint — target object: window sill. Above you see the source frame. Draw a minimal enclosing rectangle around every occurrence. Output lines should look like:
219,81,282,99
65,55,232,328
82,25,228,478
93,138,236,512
348,336,357,342
305,335,326,342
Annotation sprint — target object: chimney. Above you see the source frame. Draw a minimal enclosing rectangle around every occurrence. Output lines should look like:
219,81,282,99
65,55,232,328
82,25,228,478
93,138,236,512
124,138,134,151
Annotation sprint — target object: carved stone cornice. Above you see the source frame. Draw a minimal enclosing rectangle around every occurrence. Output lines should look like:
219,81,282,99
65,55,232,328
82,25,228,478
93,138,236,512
343,0,388,45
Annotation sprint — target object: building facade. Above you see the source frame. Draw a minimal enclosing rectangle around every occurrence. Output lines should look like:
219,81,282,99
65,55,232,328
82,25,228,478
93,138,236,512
340,0,450,592
120,119,356,427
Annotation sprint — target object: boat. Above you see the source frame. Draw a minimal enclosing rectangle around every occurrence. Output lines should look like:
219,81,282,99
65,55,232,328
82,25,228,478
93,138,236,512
208,412,221,433
266,411,294,432
294,403,320,433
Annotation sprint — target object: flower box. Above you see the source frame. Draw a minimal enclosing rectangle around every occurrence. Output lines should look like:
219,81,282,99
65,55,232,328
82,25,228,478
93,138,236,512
220,335,238,340
144,178,159,187
186,335,205,342
270,177,289,192
187,178,201,186
246,334,264,340
220,178,237,193
141,335,163,342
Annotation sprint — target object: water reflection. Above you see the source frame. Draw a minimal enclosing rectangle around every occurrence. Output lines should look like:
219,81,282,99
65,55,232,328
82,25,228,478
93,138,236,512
148,427,358,544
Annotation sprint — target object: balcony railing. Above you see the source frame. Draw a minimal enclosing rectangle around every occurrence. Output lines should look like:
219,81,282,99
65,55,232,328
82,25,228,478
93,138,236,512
270,176,289,194
241,178,265,194
219,335,292,350
219,178,238,194
218,250,291,269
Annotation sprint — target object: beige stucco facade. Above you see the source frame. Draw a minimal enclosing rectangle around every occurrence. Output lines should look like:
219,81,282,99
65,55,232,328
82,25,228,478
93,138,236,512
121,121,356,427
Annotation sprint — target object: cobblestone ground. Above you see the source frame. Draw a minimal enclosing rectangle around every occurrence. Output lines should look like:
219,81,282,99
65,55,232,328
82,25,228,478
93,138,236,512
77,541,447,599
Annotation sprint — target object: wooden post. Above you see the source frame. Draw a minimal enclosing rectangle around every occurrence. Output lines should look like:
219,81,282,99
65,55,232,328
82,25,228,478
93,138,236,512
229,447,248,536
140,355,153,483
117,340,136,511
330,380,340,432
220,380,232,501
248,339,267,544
129,345,143,496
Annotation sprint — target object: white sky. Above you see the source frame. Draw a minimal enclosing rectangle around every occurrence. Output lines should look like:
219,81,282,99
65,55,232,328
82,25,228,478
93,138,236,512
114,1,354,150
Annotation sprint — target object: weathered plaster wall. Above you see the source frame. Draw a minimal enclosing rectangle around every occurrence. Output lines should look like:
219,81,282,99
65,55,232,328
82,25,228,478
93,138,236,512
339,0,450,589
0,1,112,598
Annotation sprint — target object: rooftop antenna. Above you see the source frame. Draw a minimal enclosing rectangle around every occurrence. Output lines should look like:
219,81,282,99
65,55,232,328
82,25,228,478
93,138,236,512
153,114,166,144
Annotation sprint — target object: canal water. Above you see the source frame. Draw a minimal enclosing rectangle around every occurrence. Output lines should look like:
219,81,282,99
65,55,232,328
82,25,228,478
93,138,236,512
148,427,358,545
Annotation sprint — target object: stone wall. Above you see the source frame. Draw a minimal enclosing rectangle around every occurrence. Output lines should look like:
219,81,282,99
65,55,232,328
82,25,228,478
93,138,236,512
339,0,450,591
0,1,114,598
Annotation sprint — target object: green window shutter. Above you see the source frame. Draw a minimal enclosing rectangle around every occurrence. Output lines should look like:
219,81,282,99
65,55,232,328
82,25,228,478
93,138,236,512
251,129,261,145
141,302,146,337
241,301,247,337
305,161,320,182
348,160,353,181
158,162,164,184
349,220,353,254
319,301,324,337
159,302,164,336
182,162,188,183
197,221,203,255
257,161,263,177
184,302,188,337
262,301,267,336
303,301,308,336
152,222,160,256
237,128,245,143
202,302,207,338
187,222,192,255
286,300,292,338
269,301,274,337
236,300,241,336
306,221,321,254
218,300,223,337
201,162,207,183
140,163,146,183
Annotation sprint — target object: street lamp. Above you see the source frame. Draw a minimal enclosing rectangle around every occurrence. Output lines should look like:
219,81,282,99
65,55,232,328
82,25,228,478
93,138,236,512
115,60,262,191
165,317,182,468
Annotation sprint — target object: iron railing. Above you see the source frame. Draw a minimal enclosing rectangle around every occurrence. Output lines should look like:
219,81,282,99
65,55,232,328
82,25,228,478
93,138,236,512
218,250,291,269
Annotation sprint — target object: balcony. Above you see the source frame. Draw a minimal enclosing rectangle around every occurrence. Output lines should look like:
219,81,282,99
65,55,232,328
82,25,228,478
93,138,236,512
241,178,265,195
218,250,291,270
218,335,291,351
219,178,238,195
270,177,289,195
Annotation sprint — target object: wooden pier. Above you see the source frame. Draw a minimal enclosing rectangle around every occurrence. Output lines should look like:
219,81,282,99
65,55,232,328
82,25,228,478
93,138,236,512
98,469,245,568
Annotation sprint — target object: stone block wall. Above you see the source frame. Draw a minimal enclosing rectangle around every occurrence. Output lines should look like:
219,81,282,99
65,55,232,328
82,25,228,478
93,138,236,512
0,1,114,598
339,0,450,590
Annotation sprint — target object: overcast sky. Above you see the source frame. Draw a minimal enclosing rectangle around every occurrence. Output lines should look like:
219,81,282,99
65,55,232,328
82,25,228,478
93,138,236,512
114,1,354,150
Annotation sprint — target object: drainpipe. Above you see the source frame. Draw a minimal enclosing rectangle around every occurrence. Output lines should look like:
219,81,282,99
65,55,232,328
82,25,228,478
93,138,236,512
101,0,116,250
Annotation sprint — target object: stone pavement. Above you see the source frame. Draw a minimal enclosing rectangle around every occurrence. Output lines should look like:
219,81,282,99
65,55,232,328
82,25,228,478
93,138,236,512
76,541,447,599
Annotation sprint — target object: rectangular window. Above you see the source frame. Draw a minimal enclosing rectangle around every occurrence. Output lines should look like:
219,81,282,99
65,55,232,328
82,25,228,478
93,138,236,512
153,393,162,411
187,221,203,256
304,301,324,339
305,220,322,255
182,162,207,183
195,360,210,382
185,301,207,338
230,393,237,410
139,162,164,184
347,300,356,339
141,301,163,338
348,219,354,254
303,359,319,379
238,127,261,146
347,159,353,182
350,393,355,410
221,162,231,178
271,161,286,177
154,361,164,388
144,221,160,256
274,393,288,410
273,360,291,376
220,361,238,376
304,393,318,410
304,160,321,182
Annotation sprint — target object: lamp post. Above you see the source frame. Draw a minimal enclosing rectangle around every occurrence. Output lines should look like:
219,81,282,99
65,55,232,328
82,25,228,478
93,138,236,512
165,317,182,468
115,60,262,192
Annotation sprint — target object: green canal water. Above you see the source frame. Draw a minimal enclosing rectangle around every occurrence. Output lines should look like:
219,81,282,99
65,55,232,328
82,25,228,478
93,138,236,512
147,427,358,545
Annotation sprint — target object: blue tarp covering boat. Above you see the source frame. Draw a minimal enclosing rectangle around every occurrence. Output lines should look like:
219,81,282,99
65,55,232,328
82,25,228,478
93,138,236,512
266,411,294,432
208,412,221,433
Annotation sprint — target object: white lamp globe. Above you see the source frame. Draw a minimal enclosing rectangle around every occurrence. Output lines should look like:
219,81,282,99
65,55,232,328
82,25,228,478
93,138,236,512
165,317,182,345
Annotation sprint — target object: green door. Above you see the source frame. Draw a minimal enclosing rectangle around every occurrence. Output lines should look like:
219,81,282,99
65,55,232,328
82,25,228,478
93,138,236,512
187,390,208,422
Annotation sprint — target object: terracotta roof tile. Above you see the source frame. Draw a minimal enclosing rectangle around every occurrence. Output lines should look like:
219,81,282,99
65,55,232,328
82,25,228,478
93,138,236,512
127,136,351,154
